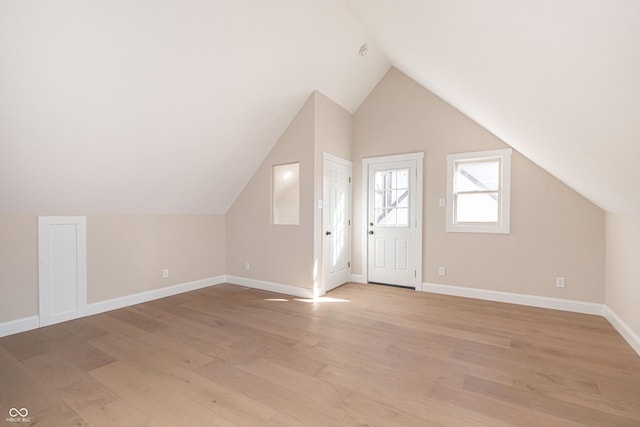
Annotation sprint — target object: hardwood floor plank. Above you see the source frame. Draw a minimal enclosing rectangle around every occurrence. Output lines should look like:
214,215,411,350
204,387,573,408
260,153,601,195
152,324,244,364
463,374,640,427
29,400,90,427
195,360,346,426
45,334,116,372
432,382,586,427
87,333,155,362
0,346,61,414
90,361,235,427
128,355,275,426
106,307,164,333
236,358,346,408
245,343,328,377
340,392,437,427
61,317,110,341
0,331,48,361
81,398,163,427
318,362,434,403
26,324,72,342
21,349,119,416
262,412,316,427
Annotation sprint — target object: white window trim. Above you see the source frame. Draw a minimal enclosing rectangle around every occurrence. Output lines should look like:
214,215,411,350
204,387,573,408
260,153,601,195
446,148,512,234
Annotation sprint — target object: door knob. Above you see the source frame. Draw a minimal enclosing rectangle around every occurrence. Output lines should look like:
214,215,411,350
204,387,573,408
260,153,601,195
326,231,332,235
368,230,374,235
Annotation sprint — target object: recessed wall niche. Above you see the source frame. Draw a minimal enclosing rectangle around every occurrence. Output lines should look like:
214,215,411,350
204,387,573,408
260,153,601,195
272,162,300,225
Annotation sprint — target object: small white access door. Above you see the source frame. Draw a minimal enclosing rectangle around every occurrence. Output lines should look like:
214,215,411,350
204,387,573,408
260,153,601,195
38,216,87,327
322,153,352,293
365,154,422,288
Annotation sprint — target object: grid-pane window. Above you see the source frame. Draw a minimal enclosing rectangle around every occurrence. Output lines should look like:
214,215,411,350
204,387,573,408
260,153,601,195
374,168,409,227
446,149,511,234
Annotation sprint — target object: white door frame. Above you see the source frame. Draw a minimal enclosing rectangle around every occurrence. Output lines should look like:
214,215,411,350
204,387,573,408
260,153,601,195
322,152,352,295
361,152,423,289
38,216,87,327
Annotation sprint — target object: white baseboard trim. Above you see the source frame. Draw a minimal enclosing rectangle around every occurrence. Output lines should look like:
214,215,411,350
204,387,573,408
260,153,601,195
225,275,314,299
421,282,604,316
349,274,366,284
0,315,40,338
604,306,640,356
83,275,226,317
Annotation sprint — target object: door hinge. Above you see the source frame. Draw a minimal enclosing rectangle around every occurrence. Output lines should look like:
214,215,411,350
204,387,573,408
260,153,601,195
414,270,416,277
349,177,351,183
348,219,351,225
348,261,351,268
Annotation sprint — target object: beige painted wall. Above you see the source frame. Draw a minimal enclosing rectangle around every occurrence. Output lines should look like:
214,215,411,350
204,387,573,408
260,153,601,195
226,95,315,288
353,68,605,302
0,215,39,323
314,91,353,162
313,92,353,291
0,214,225,324
88,214,225,303
605,213,640,338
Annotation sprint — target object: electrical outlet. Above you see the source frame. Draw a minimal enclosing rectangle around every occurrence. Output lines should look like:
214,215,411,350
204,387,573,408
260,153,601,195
556,276,565,288
438,266,446,276
439,198,446,207
244,261,251,271
162,269,169,279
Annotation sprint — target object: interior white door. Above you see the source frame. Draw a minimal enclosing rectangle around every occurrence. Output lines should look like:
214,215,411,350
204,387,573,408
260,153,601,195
38,216,87,327
367,160,417,287
323,154,352,293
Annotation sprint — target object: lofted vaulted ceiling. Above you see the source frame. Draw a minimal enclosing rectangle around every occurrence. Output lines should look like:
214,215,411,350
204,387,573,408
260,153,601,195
1,1,638,214
347,0,640,213
0,0,388,214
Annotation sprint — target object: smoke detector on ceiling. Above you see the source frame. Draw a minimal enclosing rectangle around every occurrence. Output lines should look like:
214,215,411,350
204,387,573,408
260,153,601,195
359,45,368,57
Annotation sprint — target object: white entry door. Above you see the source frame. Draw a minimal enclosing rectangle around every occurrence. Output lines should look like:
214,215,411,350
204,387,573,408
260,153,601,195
367,156,421,288
323,154,352,293
38,216,87,327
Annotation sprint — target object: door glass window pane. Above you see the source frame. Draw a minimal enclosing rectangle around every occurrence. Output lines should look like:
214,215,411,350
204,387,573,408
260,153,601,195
373,168,410,227
397,169,408,189
397,190,409,207
396,208,409,226
386,207,397,225
389,190,397,208
375,171,385,190
375,191,385,209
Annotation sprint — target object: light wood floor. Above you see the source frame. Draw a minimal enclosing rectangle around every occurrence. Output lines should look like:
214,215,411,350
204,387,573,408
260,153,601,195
1,283,639,426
